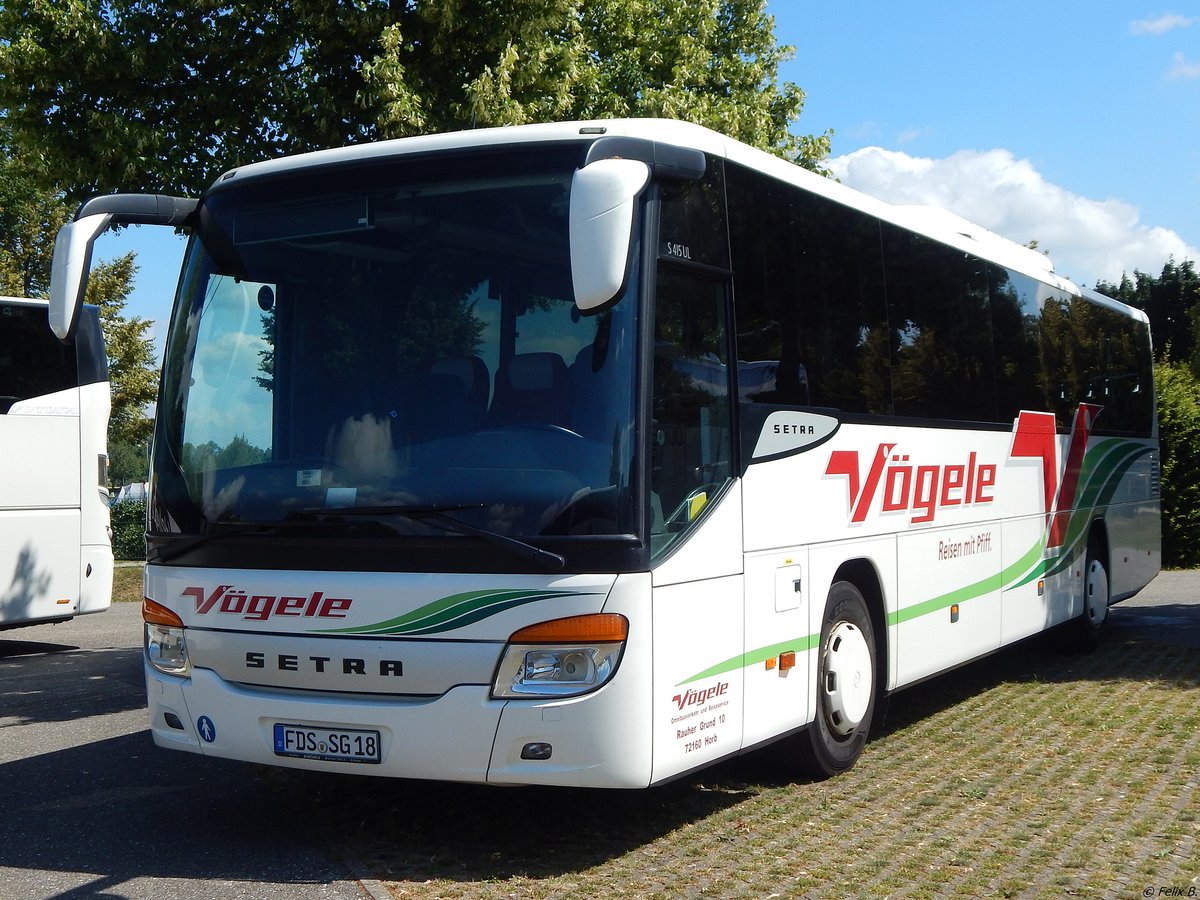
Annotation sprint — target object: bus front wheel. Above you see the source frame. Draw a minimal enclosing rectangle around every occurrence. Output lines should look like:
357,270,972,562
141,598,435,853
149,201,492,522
798,581,878,778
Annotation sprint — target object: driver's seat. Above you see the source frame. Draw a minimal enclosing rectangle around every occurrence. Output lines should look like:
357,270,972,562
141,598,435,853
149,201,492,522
487,352,573,429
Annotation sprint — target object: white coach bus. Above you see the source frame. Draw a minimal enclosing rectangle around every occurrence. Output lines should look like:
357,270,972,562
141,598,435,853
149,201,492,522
50,120,1159,785
0,296,112,630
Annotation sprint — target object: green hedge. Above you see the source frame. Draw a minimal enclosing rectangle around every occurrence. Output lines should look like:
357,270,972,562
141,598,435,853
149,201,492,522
110,498,147,560
1155,360,1200,568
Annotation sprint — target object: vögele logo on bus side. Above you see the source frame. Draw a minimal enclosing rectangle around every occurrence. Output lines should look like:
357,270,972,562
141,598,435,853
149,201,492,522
672,681,728,711
824,404,1102,536
824,444,997,525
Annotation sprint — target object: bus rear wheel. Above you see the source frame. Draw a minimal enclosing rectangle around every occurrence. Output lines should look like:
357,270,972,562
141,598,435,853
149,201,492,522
1070,539,1109,653
798,581,878,778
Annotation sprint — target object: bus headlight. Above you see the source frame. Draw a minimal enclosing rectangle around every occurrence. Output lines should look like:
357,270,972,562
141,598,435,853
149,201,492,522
491,613,627,699
143,598,191,677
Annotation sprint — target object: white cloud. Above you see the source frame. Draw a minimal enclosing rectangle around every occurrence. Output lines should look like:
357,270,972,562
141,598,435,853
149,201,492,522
827,147,1200,285
1169,51,1200,79
1129,14,1195,35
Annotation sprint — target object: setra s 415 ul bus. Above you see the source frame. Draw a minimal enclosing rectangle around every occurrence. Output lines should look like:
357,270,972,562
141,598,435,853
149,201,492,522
49,120,1159,785
0,296,112,630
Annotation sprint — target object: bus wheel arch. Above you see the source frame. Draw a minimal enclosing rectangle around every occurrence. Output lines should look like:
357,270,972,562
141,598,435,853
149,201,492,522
796,562,886,778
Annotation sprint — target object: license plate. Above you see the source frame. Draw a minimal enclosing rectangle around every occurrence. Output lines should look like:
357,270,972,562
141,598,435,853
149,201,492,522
273,723,381,764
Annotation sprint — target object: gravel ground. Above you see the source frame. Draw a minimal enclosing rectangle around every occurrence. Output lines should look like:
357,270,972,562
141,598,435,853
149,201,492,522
313,571,1200,899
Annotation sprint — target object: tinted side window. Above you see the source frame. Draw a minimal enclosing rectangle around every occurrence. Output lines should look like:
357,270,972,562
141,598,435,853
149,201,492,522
658,156,728,270
727,164,889,414
727,164,1153,436
1091,305,1153,436
988,266,1046,421
1038,291,1154,436
650,266,733,558
880,224,996,422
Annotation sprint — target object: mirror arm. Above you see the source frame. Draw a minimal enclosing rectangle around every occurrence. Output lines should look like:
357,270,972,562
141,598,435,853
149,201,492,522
583,137,707,182
74,193,198,228
49,193,198,341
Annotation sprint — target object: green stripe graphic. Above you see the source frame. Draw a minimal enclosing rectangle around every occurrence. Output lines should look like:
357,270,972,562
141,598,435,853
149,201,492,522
316,589,595,636
677,438,1153,686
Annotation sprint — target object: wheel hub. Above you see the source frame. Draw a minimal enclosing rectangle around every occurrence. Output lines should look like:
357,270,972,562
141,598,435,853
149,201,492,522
822,621,873,736
1085,558,1109,628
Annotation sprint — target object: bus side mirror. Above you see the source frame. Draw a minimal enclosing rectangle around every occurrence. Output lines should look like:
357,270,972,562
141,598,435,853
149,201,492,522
49,213,114,341
50,194,198,341
569,159,650,313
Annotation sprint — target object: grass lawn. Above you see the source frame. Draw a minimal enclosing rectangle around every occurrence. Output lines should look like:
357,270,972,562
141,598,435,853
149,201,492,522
112,564,144,602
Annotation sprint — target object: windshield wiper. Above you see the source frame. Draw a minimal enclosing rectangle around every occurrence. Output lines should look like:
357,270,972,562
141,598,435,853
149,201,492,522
150,505,566,572
301,504,566,572
147,516,381,563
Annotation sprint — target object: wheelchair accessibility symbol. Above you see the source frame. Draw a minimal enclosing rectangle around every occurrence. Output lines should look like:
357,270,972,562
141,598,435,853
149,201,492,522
197,716,216,743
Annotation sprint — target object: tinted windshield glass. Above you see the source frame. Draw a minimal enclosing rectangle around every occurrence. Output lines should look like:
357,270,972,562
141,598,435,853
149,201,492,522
0,302,79,411
153,146,639,545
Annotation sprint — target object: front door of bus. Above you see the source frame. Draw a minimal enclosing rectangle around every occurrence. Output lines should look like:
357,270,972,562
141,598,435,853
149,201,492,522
647,264,744,783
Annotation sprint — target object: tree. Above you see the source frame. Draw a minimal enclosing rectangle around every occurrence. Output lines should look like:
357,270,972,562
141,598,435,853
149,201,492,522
0,121,71,296
1095,259,1200,370
2,0,825,484
1096,259,1200,568
364,0,825,166
1154,357,1200,568
108,439,149,488
0,0,827,202
85,251,158,448
0,1,391,202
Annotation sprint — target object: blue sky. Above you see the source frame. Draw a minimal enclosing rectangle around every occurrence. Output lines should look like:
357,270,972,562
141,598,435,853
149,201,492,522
95,1,1200,355
771,1,1200,287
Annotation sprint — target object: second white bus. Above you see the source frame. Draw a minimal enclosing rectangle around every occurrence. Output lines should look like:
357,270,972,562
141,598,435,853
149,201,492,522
0,296,112,630
50,119,1158,785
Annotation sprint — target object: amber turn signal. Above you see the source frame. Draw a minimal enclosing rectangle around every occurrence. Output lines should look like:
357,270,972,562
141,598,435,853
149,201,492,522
509,613,628,644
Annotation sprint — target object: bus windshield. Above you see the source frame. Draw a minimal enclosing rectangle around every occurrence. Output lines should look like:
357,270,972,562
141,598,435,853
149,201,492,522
0,300,81,412
152,146,640,553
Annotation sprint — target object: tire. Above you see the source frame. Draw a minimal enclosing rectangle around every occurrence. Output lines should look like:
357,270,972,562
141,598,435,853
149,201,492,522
797,581,879,778
1070,538,1109,653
